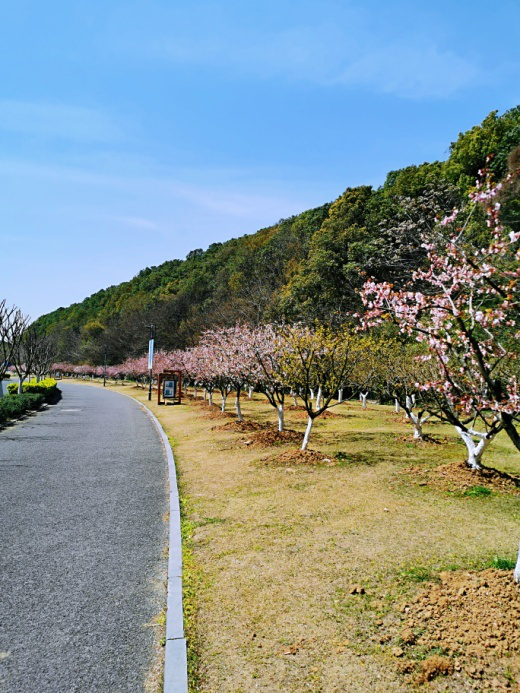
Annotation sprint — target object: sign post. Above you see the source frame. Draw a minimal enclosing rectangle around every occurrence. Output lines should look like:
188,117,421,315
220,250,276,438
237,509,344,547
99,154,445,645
148,324,155,401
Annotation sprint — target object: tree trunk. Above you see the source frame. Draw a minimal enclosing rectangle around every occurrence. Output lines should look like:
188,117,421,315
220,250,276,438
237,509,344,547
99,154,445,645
193,384,197,398
338,388,343,404
208,392,213,406
277,405,284,432
235,389,243,422
221,394,227,412
360,392,368,409
293,393,298,406
248,386,253,399
315,387,322,411
203,388,207,402
301,416,314,451
410,412,423,440
310,388,315,402
514,543,520,584
455,427,492,470
395,399,400,413
18,377,25,395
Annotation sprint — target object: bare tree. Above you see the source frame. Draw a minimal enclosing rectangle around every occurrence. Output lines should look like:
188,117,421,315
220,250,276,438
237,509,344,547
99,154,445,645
0,300,29,382
13,326,56,392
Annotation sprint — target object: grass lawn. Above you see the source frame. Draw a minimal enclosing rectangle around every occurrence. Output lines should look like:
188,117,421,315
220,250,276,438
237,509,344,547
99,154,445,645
77,379,520,691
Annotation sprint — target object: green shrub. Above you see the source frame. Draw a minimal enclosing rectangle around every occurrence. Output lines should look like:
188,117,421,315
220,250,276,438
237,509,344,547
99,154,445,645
8,378,58,401
0,392,45,423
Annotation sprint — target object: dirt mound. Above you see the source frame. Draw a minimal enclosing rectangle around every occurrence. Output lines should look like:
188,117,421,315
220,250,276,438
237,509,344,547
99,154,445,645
403,461,520,495
199,406,236,420
396,569,520,687
214,420,266,433
242,428,302,447
264,448,339,466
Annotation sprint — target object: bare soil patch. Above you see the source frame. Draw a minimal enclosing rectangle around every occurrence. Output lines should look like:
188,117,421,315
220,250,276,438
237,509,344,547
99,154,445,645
198,405,236,420
262,448,339,466
403,460,520,495
214,420,266,433
395,569,520,688
243,428,302,448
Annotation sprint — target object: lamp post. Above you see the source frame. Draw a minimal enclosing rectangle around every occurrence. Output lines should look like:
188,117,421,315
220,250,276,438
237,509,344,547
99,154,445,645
148,324,155,401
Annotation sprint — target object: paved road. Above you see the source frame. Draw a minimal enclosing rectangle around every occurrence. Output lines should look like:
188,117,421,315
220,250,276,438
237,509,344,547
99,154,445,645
0,383,168,692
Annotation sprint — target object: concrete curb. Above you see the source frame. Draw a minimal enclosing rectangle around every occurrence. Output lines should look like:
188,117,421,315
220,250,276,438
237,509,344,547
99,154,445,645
90,387,188,693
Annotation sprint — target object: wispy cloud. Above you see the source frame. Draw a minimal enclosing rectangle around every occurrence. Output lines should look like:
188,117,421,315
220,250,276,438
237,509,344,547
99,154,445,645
0,101,123,142
115,7,492,100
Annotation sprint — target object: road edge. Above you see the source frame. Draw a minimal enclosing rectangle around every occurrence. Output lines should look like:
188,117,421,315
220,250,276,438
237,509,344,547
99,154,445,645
102,388,188,693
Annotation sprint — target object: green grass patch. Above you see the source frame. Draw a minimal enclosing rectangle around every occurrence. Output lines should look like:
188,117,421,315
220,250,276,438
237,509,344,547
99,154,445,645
463,485,492,498
490,556,516,570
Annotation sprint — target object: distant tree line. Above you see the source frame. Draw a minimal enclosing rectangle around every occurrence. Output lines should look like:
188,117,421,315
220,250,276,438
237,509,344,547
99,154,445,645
33,107,520,366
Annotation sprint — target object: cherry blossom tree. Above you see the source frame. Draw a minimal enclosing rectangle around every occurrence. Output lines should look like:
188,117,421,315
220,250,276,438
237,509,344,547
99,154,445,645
249,323,291,431
199,326,260,420
362,168,519,469
277,324,376,450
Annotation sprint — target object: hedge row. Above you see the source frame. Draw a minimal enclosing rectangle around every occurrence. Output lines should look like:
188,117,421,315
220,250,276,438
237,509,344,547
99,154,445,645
0,393,45,423
7,378,58,401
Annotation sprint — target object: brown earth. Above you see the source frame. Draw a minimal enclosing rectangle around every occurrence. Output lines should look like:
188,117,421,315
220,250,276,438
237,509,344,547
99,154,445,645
403,460,520,495
262,448,339,466
214,420,266,433
242,428,303,448
395,569,520,688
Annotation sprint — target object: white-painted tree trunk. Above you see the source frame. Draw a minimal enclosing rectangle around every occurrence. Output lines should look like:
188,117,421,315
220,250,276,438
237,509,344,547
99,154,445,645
208,392,213,406
248,386,253,399
277,405,284,432
455,427,492,470
193,384,197,398
514,543,520,583
404,396,412,419
310,388,315,402
184,382,188,395
301,416,314,451
411,394,416,405
293,393,298,406
203,388,207,402
315,386,322,411
338,388,343,403
221,395,227,412
395,399,400,413
410,412,424,439
235,395,243,422
360,392,368,409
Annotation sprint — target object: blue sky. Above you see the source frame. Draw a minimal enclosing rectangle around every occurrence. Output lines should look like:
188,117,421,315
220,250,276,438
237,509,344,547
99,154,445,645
0,0,518,319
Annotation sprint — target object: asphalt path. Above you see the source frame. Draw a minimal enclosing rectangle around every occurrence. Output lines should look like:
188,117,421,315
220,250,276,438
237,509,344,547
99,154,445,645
0,382,168,692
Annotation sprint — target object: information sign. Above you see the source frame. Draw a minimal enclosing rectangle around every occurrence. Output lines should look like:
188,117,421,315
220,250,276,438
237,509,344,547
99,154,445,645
164,379,176,398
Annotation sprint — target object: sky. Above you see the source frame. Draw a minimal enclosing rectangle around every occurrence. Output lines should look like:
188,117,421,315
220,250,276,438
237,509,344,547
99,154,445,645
0,0,518,320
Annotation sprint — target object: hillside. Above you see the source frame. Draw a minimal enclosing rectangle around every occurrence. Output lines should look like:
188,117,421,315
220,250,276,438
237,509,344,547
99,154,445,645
35,107,520,364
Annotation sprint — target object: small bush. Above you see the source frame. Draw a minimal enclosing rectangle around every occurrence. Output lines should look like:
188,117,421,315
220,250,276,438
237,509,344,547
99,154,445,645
8,378,58,401
0,392,44,423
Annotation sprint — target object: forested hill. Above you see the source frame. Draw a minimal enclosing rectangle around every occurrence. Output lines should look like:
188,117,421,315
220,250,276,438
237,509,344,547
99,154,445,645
35,107,520,365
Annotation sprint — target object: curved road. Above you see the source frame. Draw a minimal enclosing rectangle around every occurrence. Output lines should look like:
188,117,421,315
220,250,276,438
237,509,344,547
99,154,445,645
0,383,168,692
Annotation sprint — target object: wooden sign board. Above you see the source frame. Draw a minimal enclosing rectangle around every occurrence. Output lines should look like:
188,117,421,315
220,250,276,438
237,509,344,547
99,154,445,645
158,370,182,405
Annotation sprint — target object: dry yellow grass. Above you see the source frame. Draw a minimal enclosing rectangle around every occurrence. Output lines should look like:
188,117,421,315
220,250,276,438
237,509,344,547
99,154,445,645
75,380,520,691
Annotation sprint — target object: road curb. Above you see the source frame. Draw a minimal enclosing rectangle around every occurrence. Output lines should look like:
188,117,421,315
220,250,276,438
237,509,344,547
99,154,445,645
96,388,188,693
